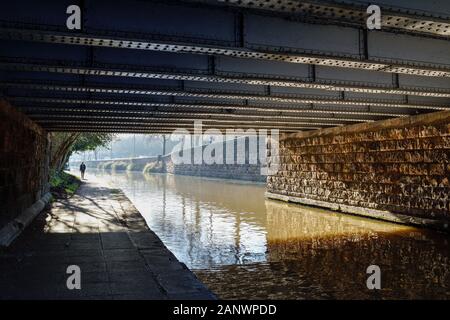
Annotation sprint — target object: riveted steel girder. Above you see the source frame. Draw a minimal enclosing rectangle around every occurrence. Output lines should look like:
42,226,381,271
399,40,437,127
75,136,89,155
25,110,346,127
2,0,450,133
4,83,448,112
2,62,450,99
2,0,450,77
2,27,450,78
188,0,450,39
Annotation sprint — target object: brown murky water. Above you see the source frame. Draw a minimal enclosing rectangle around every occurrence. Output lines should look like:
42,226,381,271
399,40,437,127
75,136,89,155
92,170,450,299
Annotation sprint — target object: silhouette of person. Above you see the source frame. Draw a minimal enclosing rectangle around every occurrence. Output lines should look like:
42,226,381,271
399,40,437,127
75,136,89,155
80,162,86,180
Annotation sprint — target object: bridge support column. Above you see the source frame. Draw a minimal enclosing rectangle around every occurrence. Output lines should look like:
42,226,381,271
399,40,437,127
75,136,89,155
0,100,51,246
266,111,450,231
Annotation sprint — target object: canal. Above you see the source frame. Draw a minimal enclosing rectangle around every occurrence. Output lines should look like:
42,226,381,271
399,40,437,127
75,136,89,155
89,169,450,299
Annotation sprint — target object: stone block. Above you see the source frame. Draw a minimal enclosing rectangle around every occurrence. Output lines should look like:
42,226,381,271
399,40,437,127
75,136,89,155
268,111,450,226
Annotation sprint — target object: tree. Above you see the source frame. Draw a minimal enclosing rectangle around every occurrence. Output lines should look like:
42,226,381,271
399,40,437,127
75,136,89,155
50,132,115,172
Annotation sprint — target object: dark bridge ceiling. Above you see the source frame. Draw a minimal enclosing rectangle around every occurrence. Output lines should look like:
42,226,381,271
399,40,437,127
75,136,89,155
1,0,450,133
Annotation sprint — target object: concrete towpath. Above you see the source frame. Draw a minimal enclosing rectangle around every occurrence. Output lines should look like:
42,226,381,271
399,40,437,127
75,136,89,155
0,178,216,300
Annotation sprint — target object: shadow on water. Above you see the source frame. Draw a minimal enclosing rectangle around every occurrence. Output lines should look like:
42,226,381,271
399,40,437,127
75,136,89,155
198,201,450,299
93,170,450,300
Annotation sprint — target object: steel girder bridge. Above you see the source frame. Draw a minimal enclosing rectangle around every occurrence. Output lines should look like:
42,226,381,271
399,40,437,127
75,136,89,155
0,0,450,133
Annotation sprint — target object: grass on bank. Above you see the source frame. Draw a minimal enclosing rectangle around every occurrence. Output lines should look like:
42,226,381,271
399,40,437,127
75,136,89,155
50,171,81,198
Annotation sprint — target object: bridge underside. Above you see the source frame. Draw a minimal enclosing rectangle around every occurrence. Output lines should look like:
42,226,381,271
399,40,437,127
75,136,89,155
0,0,450,133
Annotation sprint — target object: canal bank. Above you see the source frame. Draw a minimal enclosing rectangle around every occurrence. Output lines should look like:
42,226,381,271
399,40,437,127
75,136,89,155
0,177,215,300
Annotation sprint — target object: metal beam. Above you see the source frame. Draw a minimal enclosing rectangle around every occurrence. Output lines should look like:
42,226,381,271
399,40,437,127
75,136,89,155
4,83,447,114
19,105,379,122
43,127,305,133
189,0,450,39
13,102,409,120
2,62,450,99
0,12,450,77
36,121,321,132
2,0,449,134
26,111,345,127
41,122,316,131
10,95,447,113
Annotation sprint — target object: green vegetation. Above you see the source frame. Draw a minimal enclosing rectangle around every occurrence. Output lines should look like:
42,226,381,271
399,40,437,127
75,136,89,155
143,161,165,174
50,133,115,172
50,170,81,198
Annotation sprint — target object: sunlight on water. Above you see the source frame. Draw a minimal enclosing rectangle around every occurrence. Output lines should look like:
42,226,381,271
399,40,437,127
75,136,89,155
92,170,450,299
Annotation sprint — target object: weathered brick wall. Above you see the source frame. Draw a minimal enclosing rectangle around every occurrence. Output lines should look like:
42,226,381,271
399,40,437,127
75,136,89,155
0,100,50,229
267,111,450,229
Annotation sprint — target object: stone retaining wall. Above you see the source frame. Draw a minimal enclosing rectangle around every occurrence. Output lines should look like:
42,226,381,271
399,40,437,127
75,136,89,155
164,138,266,182
164,156,266,182
0,100,50,231
266,110,450,230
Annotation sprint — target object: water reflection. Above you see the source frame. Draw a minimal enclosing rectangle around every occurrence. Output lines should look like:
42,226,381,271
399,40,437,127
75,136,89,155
92,170,450,299
262,202,450,299
96,171,268,268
